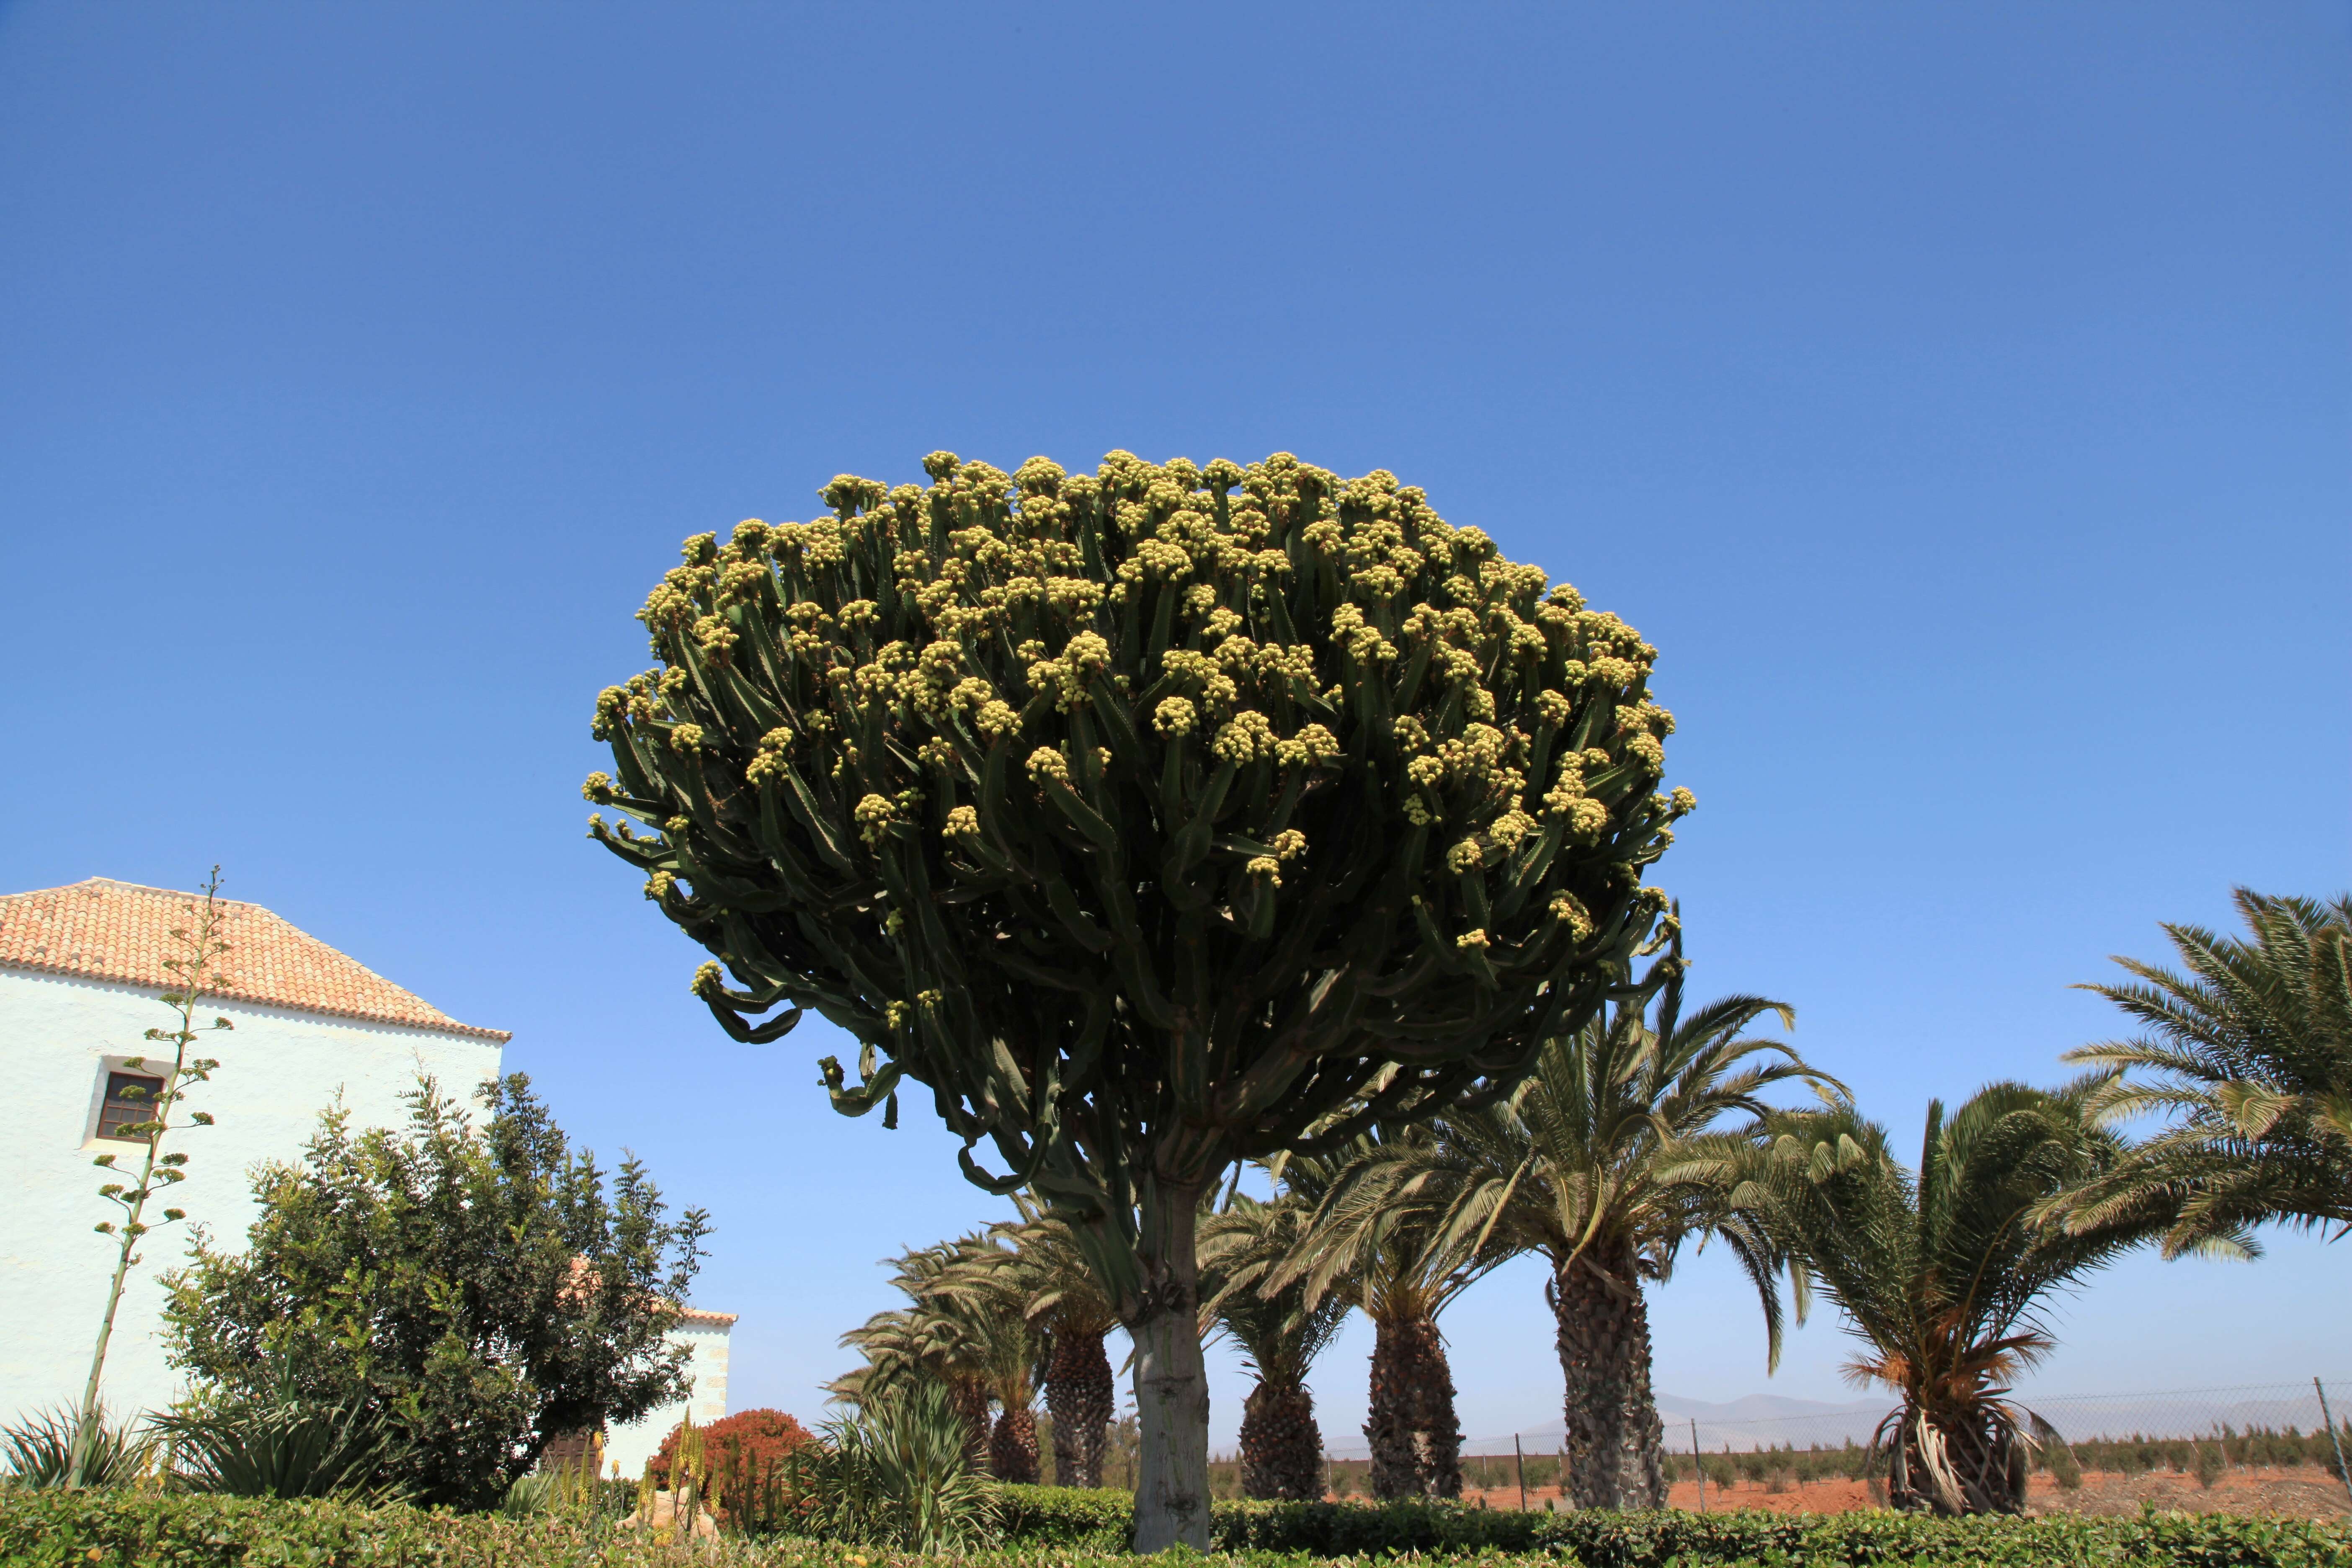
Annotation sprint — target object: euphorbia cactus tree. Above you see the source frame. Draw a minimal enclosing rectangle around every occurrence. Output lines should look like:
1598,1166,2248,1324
585,451,1687,1549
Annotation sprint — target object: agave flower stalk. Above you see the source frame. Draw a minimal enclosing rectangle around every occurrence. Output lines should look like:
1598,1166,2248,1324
76,869,233,1486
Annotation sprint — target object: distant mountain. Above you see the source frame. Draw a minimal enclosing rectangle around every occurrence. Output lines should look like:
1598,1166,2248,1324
1451,1382,2347,1458
1656,1391,1888,1422
1498,1391,1890,1455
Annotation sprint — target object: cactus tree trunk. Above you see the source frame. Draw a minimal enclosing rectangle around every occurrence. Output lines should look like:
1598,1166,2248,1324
1128,1181,1211,1553
1554,1240,1666,1509
1047,1323,1114,1487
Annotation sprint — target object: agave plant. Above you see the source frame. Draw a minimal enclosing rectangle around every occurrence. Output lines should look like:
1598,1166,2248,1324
150,1387,407,1502
2053,889,2352,1254
793,1379,997,1551
1705,1078,2157,1514
1296,938,1829,1508
0,1404,154,1489
835,1307,994,1473
1199,1192,1351,1499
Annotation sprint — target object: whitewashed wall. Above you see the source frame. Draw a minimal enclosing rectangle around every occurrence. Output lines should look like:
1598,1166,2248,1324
605,1318,733,1478
0,968,504,1426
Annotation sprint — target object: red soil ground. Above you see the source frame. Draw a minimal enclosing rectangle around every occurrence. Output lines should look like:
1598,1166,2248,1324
1445,1467,2352,1519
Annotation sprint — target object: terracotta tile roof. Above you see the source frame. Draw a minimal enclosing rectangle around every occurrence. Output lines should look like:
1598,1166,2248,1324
561,1259,735,1329
0,878,509,1042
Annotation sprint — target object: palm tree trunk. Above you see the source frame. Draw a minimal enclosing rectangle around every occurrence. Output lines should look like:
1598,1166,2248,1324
1552,1242,1666,1509
1239,1378,1324,1500
1365,1315,1463,1499
1887,1403,2029,1515
990,1404,1041,1484
1047,1323,1114,1488
949,1375,995,1473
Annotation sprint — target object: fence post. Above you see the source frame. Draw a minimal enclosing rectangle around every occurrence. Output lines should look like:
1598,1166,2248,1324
1692,1419,1705,1512
1514,1434,1527,1511
2318,1379,2352,1506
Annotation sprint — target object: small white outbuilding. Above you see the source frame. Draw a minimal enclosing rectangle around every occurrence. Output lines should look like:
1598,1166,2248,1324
0,877,732,1451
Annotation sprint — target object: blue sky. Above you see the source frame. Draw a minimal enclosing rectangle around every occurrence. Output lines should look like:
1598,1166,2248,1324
2,2,2344,1448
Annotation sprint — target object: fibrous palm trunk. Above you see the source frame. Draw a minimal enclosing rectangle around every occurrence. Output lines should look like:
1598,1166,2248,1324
1047,1323,1115,1488
1238,1379,1325,1500
1553,1241,1666,1509
1364,1315,1463,1499
948,1375,995,1473
990,1404,1041,1484
1886,1404,2029,1515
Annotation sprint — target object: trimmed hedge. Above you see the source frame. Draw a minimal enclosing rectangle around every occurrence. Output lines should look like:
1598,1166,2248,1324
995,1485,2352,1567
3,1486,2347,1568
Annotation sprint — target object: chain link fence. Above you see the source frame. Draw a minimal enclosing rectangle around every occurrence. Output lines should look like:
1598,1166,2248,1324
1295,1377,2352,1511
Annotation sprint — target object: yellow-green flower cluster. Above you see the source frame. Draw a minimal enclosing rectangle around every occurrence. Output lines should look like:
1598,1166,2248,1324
589,447,1687,1122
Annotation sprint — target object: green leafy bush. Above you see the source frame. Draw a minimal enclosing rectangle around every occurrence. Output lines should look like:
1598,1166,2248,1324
993,1485,2352,1566
161,1073,710,1510
6,1488,2349,1568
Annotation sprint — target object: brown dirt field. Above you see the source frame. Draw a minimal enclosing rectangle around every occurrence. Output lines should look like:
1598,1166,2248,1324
1446,1467,2352,1519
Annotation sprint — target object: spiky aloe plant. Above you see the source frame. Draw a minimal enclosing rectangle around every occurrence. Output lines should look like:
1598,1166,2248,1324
585,450,1687,1549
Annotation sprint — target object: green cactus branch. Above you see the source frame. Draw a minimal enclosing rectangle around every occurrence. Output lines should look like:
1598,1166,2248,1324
588,450,1687,1325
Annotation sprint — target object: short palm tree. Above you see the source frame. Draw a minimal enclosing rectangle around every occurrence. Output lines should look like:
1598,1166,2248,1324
834,1304,994,1468
982,1202,1120,1488
1199,1193,1352,1499
1707,1078,2154,1514
836,1237,1034,1476
916,1237,1051,1483
1299,946,1828,1508
2054,889,2351,1253
1269,1131,1484,1500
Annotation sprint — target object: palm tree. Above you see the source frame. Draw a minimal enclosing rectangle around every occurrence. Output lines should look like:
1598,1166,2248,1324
1298,947,1828,1508
1269,1131,1485,1500
1198,1193,1351,1499
834,1303,995,1470
1706,1078,2156,1514
982,1202,1121,1488
916,1236,1050,1484
836,1237,1037,1476
2053,889,2351,1254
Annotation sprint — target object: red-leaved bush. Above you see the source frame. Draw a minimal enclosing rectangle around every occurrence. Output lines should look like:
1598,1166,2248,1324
650,1408,812,1486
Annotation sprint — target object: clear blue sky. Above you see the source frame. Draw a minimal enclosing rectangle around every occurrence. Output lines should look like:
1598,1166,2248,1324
3,3,2344,1448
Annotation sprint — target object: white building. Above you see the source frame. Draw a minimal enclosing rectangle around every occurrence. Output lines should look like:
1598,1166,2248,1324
0,877,730,1461
605,1309,736,1477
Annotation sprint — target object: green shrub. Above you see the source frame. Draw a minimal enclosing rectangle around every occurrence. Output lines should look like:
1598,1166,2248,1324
992,1485,2352,1566
161,1074,710,1511
6,1487,2349,1568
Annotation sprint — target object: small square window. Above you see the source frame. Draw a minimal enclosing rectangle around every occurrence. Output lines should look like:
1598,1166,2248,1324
97,1070,165,1142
